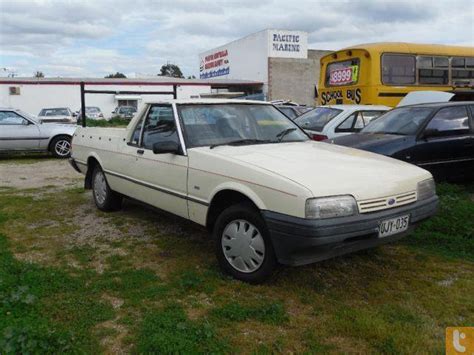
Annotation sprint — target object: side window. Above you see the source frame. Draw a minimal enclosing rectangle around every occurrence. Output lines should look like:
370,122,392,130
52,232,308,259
354,113,365,130
425,106,470,136
337,113,356,131
0,111,27,125
142,105,179,150
418,56,449,85
130,115,145,145
360,111,385,126
381,54,416,85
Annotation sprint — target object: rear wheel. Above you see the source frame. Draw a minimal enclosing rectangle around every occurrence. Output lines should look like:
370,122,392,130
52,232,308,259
91,166,122,211
214,203,276,284
50,135,71,158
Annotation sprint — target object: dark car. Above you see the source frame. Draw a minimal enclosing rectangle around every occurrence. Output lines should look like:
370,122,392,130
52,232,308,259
329,102,474,181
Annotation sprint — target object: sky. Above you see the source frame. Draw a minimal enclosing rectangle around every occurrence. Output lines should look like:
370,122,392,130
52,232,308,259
0,0,473,78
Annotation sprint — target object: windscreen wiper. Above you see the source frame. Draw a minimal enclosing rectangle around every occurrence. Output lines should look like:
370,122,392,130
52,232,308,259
209,139,273,149
276,128,297,142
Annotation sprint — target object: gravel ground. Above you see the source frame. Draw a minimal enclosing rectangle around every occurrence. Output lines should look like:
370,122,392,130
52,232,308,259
0,159,83,189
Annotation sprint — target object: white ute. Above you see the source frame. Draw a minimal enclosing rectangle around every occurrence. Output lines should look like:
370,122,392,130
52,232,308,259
70,99,438,283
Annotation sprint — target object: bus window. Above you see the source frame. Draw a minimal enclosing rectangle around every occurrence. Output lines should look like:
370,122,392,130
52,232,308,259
381,54,416,85
418,56,449,85
325,59,360,86
452,57,474,84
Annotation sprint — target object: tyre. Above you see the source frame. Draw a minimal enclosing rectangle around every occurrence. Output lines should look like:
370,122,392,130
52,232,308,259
50,135,72,158
213,203,277,284
91,165,122,211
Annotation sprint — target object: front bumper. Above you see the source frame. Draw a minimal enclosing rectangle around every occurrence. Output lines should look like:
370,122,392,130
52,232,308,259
262,195,438,266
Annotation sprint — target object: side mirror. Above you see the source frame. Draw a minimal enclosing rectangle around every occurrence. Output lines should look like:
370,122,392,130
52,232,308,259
152,141,181,154
72,112,77,117
422,128,440,139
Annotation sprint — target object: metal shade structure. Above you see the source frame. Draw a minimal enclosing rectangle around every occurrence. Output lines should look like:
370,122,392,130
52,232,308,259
80,81,177,127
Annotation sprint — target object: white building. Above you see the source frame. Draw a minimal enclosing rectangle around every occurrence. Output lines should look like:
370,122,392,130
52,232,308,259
199,29,331,105
0,77,262,118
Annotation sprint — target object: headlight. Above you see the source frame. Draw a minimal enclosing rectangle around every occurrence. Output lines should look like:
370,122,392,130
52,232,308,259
305,195,358,219
417,178,436,201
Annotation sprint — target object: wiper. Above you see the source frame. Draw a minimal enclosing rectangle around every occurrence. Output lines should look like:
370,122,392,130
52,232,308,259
209,139,273,149
276,128,297,142
381,131,406,136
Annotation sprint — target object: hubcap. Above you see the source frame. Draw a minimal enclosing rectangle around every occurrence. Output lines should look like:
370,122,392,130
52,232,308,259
93,171,107,205
221,219,265,273
54,139,71,157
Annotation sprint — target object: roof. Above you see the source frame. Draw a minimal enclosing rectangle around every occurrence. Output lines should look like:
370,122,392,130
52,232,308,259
0,77,263,87
142,98,271,105
403,101,473,108
321,42,474,61
324,104,391,110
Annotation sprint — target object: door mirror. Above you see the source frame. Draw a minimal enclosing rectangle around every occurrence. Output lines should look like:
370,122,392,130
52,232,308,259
72,112,77,117
152,141,181,154
422,128,440,139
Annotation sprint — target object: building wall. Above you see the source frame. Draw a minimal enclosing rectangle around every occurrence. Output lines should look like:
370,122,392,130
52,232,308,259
0,83,211,118
267,49,331,106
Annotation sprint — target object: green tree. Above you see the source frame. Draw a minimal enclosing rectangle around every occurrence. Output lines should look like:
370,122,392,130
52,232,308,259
159,64,184,78
105,72,127,78
187,75,196,79
34,71,44,78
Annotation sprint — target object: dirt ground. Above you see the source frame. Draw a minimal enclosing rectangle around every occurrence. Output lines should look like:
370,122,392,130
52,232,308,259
0,159,83,189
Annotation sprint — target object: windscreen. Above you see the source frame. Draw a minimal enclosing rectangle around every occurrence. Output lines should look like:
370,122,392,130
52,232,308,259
294,107,342,131
362,107,434,135
178,104,308,148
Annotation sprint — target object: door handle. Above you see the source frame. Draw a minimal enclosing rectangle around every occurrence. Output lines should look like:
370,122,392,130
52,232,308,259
137,149,144,155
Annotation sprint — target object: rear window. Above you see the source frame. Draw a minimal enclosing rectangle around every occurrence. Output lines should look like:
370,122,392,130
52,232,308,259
325,59,360,86
295,107,342,131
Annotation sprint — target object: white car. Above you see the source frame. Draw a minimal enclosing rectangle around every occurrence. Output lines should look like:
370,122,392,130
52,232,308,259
0,108,76,158
294,105,390,141
70,99,438,283
38,107,77,124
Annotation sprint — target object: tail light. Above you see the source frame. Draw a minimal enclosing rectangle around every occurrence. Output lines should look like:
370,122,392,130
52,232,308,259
310,134,328,141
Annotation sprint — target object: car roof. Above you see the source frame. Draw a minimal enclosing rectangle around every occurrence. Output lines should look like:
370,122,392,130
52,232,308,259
322,104,391,110
143,98,272,105
399,101,473,108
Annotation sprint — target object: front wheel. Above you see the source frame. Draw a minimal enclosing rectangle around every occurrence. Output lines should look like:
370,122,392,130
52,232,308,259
214,203,277,284
50,135,72,158
91,166,122,211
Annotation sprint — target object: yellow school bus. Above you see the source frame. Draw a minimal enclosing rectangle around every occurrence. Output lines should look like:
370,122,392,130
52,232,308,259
318,42,474,107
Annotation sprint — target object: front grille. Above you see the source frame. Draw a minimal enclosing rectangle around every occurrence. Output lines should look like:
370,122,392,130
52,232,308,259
357,191,417,213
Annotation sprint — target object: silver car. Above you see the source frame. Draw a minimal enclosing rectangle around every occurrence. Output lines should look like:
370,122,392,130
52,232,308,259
0,108,77,158
38,107,77,124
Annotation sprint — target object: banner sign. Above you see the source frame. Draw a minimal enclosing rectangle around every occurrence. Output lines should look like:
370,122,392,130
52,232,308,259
200,49,230,79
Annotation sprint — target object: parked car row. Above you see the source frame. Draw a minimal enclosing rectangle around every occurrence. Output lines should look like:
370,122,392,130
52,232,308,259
329,102,474,181
69,99,440,283
34,105,139,125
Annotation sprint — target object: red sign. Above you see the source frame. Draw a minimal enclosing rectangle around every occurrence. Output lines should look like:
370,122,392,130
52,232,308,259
203,50,229,70
329,67,353,85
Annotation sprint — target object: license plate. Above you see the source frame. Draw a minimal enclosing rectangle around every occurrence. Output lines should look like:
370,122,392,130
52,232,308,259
378,215,410,238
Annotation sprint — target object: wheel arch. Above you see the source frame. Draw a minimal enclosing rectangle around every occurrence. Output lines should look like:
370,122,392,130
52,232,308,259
47,134,72,152
205,184,266,232
84,153,104,189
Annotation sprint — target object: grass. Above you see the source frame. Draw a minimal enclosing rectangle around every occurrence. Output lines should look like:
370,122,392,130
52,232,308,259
405,183,474,261
80,117,130,127
0,175,473,353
